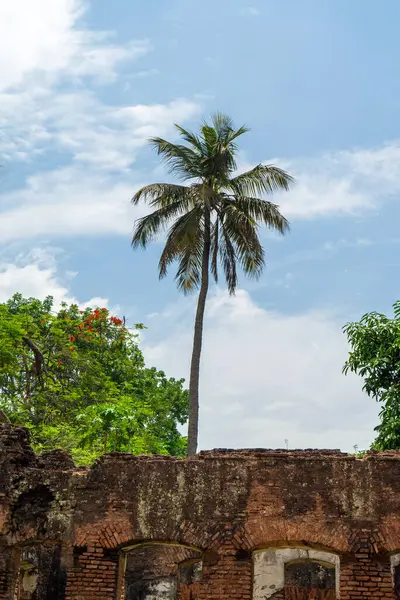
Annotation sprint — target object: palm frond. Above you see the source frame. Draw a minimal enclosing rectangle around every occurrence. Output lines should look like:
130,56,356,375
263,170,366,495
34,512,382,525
174,124,205,154
175,243,204,294
221,205,265,279
211,112,235,135
131,201,189,248
226,194,290,234
132,183,194,208
218,219,238,294
198,114,248,179
149,138,203,180
228,164,294,197
158,208,203,281
210,113,249,144
210,219,219,283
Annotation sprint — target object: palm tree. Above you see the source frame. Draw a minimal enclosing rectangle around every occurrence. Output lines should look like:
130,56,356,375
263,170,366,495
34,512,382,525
131,113,294,456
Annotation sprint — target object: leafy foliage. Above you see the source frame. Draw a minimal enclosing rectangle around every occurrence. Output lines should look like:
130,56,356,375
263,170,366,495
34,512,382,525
0,294,188,463
343,301,400,450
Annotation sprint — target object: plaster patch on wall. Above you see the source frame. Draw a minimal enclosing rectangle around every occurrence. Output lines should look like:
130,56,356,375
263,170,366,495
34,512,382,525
391,554,400,599
252,548,340,599
392,553,400,571
22,570,38,594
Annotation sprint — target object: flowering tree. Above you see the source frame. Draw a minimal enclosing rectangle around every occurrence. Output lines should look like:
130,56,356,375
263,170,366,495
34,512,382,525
0,294,188,463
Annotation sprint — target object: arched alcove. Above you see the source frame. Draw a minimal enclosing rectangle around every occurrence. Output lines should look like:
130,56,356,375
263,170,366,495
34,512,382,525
253,547,339,599
119,542,203,600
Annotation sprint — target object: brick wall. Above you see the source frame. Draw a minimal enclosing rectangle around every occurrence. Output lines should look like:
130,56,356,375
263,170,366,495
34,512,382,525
195,541,253,600
65,545,119,600
0,547,14,600
1,426,400,599
340,532,395,600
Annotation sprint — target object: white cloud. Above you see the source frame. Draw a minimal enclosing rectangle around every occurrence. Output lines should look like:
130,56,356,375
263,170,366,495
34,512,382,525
1,84,200,168
235,142,400,221
323,238,373,252
275,143,400,219
0,93,201,243
143,289,379,452
2,0,400,250
0,168,148,243
3,137,399,245
0,0,149,91
0,0,202,174
279,172,370,219
0,0,201,244
0,247,109,309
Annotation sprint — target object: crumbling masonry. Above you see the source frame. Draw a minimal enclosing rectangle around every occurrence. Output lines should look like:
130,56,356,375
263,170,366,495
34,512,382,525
1,424,400,599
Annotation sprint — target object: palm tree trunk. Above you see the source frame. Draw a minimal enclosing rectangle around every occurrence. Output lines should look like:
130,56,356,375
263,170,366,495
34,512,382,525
187,210,211,456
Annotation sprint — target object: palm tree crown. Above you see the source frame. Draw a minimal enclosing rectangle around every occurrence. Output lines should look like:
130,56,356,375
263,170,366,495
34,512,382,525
131,113,294,456
132,113,293,294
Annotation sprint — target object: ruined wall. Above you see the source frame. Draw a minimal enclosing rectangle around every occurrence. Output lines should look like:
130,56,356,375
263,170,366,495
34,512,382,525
1,424,400,599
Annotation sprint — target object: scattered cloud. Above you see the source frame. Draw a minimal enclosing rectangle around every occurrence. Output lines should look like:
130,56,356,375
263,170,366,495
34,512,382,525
276,142,400,219
323,238,373,252
3,0,400,245
0,81,200,168
3,136,400,244
0,247,109,309
0,0,150,91
234,142,400,221
0,0,201,244
143,289,379,452
0,168,147,243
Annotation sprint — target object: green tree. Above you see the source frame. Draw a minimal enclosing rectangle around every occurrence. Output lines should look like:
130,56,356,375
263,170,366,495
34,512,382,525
131,113,294,455
343,301,400,450
0,294,188,463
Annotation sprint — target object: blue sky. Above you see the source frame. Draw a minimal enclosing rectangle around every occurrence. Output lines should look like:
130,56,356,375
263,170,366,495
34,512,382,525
1,0,400,451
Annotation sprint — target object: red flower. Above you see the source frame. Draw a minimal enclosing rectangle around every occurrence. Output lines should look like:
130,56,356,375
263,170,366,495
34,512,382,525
110,316,123,325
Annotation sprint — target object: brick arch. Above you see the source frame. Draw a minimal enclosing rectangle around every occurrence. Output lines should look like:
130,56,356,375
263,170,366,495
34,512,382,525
236,519,351,553
250,540,343,555
119,540,203,554
118,541,203,600
73,517,222,551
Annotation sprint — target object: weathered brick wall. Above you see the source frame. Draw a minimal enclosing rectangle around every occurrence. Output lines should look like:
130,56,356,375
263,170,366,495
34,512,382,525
65,545,119,600
0,547,14,600
1,425,400,599
340,531,395,599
